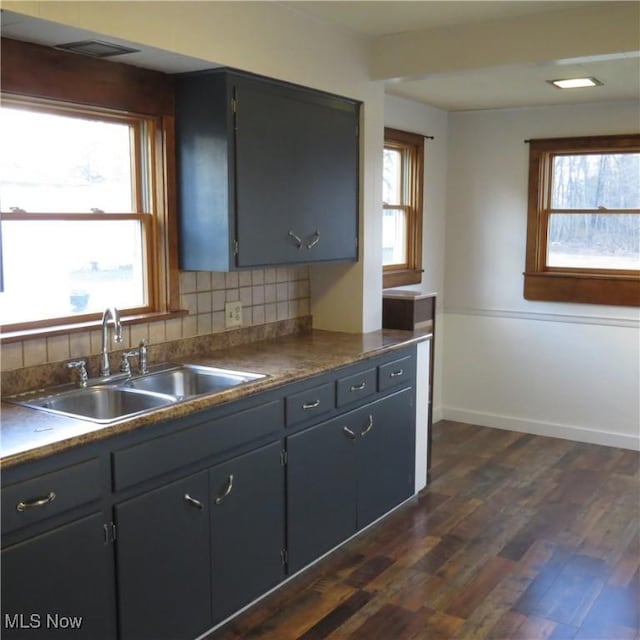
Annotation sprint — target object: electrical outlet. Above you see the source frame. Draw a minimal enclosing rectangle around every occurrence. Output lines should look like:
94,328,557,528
225,301,242,328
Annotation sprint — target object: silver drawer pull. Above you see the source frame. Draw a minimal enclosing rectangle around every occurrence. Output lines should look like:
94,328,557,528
215,474,234,505
288,230,303,248
350,381,366,392
360,415,373,437
306,230,320,249
16,492,56,512
343,426,356,440
302,399,320,410
390,369,404,378
184,494,204,510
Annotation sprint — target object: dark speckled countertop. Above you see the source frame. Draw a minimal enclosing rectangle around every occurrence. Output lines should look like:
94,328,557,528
1,329,430,469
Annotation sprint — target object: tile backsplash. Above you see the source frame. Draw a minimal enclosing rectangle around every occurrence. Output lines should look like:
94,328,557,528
0,267,310,373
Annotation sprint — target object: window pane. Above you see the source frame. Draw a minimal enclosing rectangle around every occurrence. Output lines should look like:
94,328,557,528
552,153,640,209
0,220,146,324
0,107,134,213
547,213,640,270
383,148,402,205
382,208,407,266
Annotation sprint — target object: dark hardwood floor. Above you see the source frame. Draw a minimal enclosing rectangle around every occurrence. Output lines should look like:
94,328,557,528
207,421,640,640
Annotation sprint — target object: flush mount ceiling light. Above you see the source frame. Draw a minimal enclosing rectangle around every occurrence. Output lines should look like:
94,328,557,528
548,77,603,89
54,40,140,58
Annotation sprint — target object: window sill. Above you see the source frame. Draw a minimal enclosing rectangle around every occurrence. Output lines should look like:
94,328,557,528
523,272,640,307
0,310,189,344
383,269,423,289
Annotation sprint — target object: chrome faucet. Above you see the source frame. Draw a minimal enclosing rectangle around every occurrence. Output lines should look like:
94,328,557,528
100,307,123,376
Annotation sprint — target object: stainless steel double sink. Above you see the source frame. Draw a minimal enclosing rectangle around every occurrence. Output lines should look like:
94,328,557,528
5,364,267,424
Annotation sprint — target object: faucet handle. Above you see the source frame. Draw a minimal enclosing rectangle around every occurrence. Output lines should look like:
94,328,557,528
120,351,139,376
138,339,148,374
67,360,88,388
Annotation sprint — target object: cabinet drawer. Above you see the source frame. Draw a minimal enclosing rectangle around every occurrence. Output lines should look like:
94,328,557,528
286,382,334,427
113,400,283,490
1,459,101,535
336,368,376,407
378,355,414,391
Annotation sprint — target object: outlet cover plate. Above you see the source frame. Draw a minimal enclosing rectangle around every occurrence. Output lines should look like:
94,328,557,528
225,301,242,328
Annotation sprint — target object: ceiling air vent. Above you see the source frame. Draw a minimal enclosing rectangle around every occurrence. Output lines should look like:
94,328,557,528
53,40,140,58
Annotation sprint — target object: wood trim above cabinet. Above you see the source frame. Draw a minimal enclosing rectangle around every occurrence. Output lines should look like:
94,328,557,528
1,37,174,115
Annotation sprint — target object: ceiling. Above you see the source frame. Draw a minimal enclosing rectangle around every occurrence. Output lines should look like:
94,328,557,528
2,2,639,111
284,1,601,36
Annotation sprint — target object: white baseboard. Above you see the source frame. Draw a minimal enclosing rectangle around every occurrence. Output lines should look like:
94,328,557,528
432,406,444,424
442,407,640,451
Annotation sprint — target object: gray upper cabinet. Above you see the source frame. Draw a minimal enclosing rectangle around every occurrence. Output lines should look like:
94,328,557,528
176,69,360,270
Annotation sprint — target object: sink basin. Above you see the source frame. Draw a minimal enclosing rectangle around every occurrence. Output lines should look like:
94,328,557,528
124,364,266,398
5,363,267,424
14,386,175,424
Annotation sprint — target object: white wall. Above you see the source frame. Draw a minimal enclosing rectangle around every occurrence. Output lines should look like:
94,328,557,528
5,0,384,334
383,94,448,420
444,100,640,449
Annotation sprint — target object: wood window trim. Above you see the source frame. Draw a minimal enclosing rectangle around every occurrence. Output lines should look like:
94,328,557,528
0,37,181,334
524,134,640,307
383,127,424,289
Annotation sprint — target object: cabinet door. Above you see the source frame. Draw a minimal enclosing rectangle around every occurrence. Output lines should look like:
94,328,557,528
356,388,415,529
115,471,211,640
234,79,358,267
287,415,357,573
1,513,115,640
210,442,285,622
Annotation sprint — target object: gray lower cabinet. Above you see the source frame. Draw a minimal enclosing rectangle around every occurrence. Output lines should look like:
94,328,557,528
210,441,285,622
2,346,419,640
1,513,116,640
287,387,415,573
115,471,211,640
115,441,285,639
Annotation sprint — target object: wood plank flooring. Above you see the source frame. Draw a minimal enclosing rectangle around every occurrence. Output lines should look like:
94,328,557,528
206,421,640,640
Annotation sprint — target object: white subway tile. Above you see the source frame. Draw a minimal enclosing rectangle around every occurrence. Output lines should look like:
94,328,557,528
196,271,212,291
47,335,70,363
265,303,277,323
197,291,213,314
225,272,239,289
251,285,265,305
252,305,265,325
180,271,197,293
23,339,47,367
212,290,226,311
69,332,91,358
239,286,252,306
212,272,227,290
1,342,23,371
197,313,212,335
238,271,252,287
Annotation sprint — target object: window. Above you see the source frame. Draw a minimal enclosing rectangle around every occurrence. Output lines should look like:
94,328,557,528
0,37,179,335
383,128,424,288
0,100,157,327
524,134,640,306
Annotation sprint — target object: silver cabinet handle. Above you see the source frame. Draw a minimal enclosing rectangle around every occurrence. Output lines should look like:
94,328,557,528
302,399,320,410
350,381,366,392
184,493,204,510
306,230,320,249
17,492,56,512
390,369,404,378
215,474,234,505
343,426,356,440
360,415,373,437
288,230,303,248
